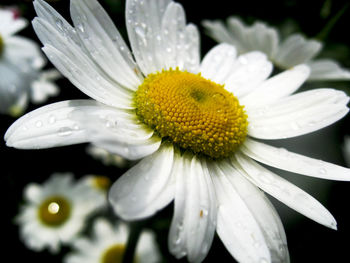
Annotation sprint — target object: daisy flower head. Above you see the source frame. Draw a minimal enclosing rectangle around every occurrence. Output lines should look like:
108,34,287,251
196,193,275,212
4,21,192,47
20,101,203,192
64,218,161,263
202,17,350,82
16,173,106,253
4,0,350,262
0,7,59,116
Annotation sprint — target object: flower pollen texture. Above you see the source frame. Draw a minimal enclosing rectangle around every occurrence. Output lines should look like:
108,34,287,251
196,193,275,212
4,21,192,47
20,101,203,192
134,68,248,159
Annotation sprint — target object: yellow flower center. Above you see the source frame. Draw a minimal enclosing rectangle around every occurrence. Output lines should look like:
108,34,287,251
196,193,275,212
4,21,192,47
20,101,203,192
101,244,138,263
38,196,71,227
0,34,4,57
134,68,248,159
91,175,111,191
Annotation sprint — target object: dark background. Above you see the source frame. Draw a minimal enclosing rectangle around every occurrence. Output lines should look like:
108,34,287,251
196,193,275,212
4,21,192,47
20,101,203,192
1,0,350,262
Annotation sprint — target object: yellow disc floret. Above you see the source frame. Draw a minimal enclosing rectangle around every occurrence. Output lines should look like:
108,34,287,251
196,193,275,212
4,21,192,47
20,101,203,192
101,244,138,263
134,68,248,159
38,196,71,227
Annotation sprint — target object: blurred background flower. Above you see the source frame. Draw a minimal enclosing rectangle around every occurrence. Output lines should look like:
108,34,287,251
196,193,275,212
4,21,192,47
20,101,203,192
16,173,107,253
0,7,60,116
64,218,161,263
1,0,350,262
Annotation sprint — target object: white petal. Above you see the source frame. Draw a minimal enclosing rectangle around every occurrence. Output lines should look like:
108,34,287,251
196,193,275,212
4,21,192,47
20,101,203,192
70,104,160,160
0,9,27,36
5,36,46,69
70,0,142,89
180,24,200,73
219,161,290,263
200,43,238,83
5,100,95,149
108,143,174,220
242,138,350,181
33,0,81,45
241,64,310,108
308,59,350,81
168,155,217,262
41,45,133,109
245,21,279,58
223,52,273,98
233,153,337,229
247,88,349,139
126,0,171,75
274,34,322,68
202,20,237,48
209,161,271,263
32,14,133,108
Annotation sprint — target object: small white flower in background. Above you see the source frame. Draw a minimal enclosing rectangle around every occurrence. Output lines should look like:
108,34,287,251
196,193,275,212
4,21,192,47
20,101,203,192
81,174,111,209
0,8,60,116
86,145,129,168
64,218,161,263
343,136,350,167
16,173,106,253
202,17,350,81
5,0,350,262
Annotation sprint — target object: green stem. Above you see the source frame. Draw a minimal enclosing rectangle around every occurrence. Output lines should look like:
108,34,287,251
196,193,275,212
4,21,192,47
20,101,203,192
316,2,349,41
122,221,144,263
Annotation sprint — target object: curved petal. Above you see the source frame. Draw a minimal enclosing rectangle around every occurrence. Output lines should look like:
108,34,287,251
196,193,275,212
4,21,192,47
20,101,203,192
219,161,290,263
41,45,133,109
241,138,350,181
70,0,142,89
209,161,271,263
202,20,237,48
32,2,134,107
200,43,238,84
5,100,95,149
274,34,322,68
223,52,273,98
126,0,171,75
108,143,174,220
70,103,160,160
233,153,337,229
168,154,217,262
308,59,350,81
247,88,349,139
241,64,310,109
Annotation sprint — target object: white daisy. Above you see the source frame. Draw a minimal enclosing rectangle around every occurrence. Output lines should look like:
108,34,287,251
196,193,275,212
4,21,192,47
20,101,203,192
16,173,106,253
5,0,350,262
202,17,350,81
0,8,59,116
64,218,161,263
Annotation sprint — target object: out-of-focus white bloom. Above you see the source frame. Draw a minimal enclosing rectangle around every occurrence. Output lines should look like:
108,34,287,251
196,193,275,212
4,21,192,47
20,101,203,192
202,17,350,81
16,173,106,253
5,0,350,262
0,8,59,116
64,218,161,263
86,145,129,168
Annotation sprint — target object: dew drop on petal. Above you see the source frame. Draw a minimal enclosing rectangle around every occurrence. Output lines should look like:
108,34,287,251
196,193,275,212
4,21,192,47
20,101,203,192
57,127,73,136
35,120,43,128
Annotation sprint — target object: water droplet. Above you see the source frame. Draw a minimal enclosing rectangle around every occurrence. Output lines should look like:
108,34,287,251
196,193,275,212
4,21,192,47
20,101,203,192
35,120,43,128
253,241,261,248
319,168,327,175
259,257,268,263
48,115,56,124
239,56,248,65
135,26,146,39
55,19,63,30
58,127,73,136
